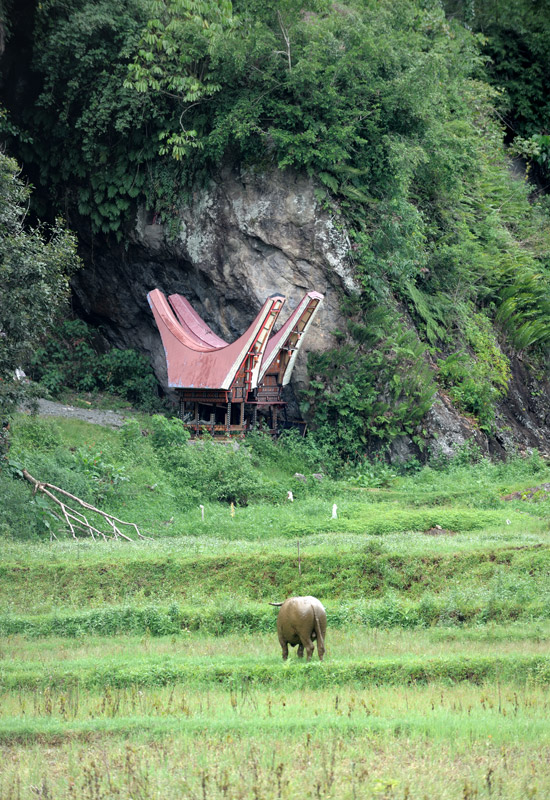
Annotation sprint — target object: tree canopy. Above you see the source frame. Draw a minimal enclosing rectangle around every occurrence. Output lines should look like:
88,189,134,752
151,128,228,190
0,152,80,418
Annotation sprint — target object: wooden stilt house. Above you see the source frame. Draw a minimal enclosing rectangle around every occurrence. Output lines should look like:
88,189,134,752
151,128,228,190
147,288,323,435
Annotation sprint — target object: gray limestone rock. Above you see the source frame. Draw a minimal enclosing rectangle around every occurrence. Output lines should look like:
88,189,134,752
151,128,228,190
424,395,488,460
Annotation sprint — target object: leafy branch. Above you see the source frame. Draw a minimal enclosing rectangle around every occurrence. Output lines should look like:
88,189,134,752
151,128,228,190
123,0,235,159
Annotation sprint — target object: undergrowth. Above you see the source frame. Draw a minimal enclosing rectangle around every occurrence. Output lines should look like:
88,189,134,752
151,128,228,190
29,318,163,412
1,413,549,541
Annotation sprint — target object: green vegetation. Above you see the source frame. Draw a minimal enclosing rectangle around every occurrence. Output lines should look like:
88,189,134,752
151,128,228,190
0,152,79,419
444,0,550,143
2,412,548,537
2,414,550,796
2,0,550,445
306,300,437,455
29,318,162,410
2,0,550,790
1,708,550,798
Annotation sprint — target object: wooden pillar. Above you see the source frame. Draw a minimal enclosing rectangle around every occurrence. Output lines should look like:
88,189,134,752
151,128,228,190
226,398,232,432
210,411,215,435
272,406,278,434
179,395,185,421
239,402,245,430
194,402,199,434
252,405,258,428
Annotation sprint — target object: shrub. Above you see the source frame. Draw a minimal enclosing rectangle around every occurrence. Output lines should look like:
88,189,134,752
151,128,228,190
165,437,263,505
345,455,397,489
246,427,342,477
120,417,144,450
30,319,161,410
0,468,44,540
148,417,263,505
307,311,436,461
149,414,190,449
71,444,129,504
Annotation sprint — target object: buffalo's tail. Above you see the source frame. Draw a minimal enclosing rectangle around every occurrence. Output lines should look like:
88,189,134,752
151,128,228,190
269,602,284,607
312,604,325,660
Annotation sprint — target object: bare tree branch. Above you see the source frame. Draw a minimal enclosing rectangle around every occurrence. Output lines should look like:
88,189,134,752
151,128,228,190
22,469,150,541
277,11,292,72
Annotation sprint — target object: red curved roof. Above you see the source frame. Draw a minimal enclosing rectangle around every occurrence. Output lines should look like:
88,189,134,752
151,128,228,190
147,289,284,390
169,293,228,349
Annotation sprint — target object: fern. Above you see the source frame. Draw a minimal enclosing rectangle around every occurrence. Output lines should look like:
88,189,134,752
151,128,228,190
497,271,550,349
318,172,339,193
404,282,447,345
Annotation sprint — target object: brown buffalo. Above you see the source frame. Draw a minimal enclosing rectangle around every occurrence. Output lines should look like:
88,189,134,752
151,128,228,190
270,596,326,661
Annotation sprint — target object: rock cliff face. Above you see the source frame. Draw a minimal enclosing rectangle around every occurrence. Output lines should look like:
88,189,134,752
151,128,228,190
72,165,550,459
72,166,358,419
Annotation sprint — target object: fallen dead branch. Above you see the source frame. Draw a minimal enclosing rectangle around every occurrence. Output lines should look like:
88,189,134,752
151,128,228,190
22,469,150,541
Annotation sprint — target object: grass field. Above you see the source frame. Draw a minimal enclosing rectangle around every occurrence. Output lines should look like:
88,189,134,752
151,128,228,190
1,414,550,798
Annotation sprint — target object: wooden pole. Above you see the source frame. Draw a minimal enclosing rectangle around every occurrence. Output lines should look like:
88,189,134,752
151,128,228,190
226,398,232,433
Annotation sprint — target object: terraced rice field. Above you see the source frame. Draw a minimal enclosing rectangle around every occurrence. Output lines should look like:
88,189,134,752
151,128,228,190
3,531,550,798
2,416,550,797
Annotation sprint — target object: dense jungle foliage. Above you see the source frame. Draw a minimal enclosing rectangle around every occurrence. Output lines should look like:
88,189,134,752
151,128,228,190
1,0,550,454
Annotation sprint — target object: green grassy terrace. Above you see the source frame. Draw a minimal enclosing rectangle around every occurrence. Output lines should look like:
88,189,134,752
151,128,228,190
2,413,550,797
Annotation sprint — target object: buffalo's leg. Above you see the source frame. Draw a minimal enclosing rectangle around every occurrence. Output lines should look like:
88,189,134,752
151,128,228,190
302,637,315,662
279,635,289,661
297,644,304,658
317,637,325,661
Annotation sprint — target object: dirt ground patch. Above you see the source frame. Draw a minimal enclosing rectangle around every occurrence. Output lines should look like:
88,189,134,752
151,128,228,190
30,398,129,428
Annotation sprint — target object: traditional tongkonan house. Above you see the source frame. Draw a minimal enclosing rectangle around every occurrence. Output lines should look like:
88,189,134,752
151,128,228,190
147,288,324,435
